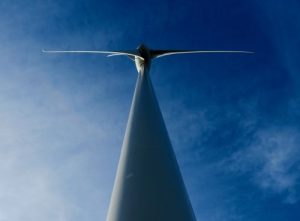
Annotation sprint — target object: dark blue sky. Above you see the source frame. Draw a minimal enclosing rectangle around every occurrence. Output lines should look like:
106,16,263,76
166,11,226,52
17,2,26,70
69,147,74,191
0,0,299,220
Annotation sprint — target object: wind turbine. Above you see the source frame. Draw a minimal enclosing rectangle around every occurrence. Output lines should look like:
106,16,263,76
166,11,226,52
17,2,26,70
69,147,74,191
43,44,254,221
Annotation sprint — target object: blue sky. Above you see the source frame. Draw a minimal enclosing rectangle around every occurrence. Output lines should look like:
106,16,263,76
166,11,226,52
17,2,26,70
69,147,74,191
0,0,299,220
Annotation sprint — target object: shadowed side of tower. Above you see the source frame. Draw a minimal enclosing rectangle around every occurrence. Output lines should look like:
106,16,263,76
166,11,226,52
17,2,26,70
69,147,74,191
106,70,196,221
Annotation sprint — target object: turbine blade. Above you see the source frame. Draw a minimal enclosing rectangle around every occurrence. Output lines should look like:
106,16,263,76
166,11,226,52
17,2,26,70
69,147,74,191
107,54,137,61
151,50,254,58
42,50,144,60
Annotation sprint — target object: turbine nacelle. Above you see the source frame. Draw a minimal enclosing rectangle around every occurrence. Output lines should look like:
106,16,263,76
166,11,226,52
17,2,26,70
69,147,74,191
137,44,150,59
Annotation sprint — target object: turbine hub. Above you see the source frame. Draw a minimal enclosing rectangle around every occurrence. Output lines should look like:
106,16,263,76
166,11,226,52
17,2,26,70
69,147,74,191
135,44,151,74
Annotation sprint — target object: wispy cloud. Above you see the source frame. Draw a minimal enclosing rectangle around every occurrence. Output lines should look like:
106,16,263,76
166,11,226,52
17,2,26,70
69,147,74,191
0,2,130,220
228,127,300,204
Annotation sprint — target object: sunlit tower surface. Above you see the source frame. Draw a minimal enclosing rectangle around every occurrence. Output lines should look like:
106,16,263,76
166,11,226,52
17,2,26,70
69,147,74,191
44,44,253,221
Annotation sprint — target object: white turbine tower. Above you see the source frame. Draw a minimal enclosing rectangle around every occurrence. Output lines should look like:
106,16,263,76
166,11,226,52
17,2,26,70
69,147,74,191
43,44,254,221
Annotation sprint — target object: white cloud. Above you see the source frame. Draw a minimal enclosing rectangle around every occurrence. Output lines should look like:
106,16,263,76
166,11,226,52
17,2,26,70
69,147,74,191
0,5,126,220
229,127,300,203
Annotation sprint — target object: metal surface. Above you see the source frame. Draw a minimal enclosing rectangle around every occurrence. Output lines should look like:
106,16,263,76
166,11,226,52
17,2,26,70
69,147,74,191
106,68,196,221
